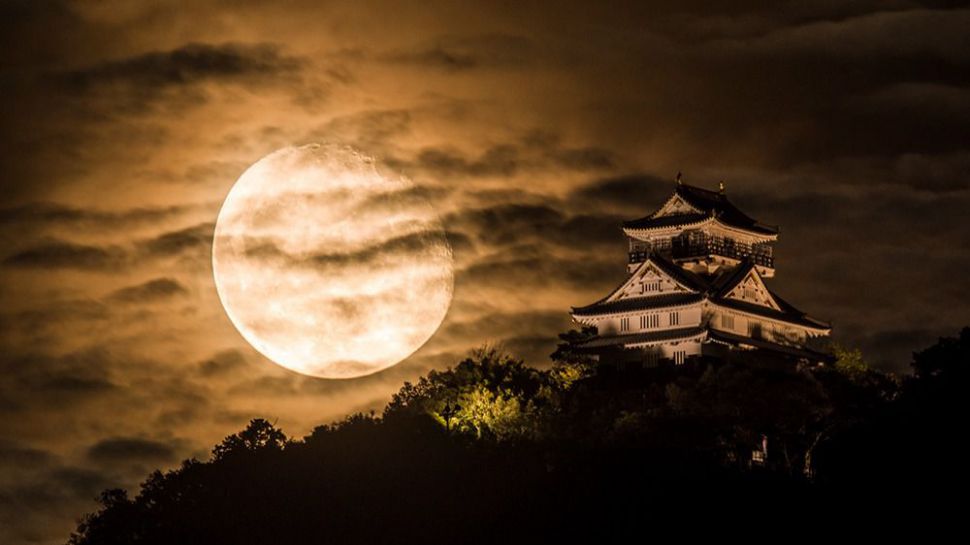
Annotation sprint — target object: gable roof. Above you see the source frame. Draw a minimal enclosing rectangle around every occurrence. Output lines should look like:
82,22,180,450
711,261,781,311
623,183,778,235
580,253,705,309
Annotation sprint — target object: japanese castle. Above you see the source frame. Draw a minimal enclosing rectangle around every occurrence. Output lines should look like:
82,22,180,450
570,178,831,368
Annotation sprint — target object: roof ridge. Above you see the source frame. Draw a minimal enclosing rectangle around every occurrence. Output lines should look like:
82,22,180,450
623,183,778,235
677,183,721,196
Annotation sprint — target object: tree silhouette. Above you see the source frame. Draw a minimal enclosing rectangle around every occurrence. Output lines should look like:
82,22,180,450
211,418,288,460
68,333,968,544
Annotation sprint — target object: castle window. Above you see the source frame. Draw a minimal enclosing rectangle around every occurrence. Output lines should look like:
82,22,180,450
669,312,680,326
620,317,630,332
744,288,757,300
641,314,659,329
641,280,661,293
673,350,686,365
721,314,735,330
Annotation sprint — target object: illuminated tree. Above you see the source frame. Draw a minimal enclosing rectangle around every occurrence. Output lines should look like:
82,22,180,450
385,345,555,440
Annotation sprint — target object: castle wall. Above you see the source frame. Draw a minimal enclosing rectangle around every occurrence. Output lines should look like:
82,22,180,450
595,305,703,336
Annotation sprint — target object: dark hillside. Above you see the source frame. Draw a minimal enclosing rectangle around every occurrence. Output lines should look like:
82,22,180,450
69,331,970,544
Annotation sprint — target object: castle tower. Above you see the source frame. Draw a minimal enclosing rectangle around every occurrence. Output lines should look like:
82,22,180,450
570,180,831,367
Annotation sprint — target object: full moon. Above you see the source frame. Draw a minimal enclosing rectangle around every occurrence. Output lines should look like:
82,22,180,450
212,144,454,379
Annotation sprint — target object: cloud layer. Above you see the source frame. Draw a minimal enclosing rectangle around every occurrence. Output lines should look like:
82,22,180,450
2,1,969,543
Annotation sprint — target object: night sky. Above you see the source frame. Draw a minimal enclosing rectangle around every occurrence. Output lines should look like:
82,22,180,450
2,1,969,542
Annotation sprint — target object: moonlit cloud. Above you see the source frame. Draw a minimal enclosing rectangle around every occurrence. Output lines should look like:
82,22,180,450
1,1,969,543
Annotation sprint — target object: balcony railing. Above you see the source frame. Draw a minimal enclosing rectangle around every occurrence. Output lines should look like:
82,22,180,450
629,236,774,268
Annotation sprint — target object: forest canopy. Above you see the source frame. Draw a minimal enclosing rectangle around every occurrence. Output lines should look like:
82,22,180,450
69,329,969,544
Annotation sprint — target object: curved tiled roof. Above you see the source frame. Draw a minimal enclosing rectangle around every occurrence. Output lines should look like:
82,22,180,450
624,212,709,230
571,292,703,317
623,183,778,235
711,297,831,330
577,327,707,348
708,330,834,361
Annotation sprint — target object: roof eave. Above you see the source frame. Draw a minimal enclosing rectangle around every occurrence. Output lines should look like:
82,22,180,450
623,218,779,241
709,299,833,333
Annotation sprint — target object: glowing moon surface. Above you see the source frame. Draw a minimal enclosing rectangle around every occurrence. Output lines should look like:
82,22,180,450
212,144,454,379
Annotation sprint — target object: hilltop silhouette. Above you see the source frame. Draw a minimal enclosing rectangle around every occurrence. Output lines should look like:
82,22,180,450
69,329,969,544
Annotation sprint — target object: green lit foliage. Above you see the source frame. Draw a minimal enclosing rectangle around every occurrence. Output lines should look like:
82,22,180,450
832,344,868,378
547,326,597,392
385,345,559,441
457,387,537,440
549,360,588,390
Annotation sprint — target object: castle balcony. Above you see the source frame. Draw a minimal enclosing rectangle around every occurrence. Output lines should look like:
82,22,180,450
629,235,774,268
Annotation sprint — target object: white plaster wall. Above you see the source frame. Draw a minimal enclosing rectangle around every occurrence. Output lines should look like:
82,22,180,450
598,306,702,336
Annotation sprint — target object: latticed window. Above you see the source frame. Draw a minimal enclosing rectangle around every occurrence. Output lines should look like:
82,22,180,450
641,314,659,329
620,317,630,331
721,314,735,330
673,350,687,365
641,280,661,293
669,312,680,326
